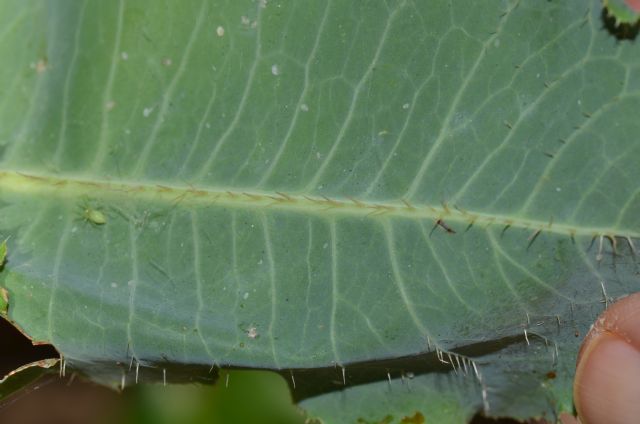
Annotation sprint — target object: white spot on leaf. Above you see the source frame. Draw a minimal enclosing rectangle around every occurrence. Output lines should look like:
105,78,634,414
216,26,225,37
271,64,280,76
246,326,259,339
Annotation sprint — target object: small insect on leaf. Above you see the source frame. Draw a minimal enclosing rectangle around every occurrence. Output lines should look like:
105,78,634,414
77,197,108,225
85,208,107,225
77,203,107,226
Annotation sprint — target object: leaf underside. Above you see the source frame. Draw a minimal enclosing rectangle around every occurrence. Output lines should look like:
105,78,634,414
0,0,639,422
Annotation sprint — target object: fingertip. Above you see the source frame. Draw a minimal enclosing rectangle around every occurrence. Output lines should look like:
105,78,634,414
559,411,580,424
574,292,640,424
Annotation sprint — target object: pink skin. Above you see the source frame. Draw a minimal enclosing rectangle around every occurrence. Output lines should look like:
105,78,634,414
562,292,640,424
626,0,640,12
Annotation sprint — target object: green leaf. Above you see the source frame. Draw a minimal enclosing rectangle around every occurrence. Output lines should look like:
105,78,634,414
603,0,640,24
302,373,480,424
1,0,639,421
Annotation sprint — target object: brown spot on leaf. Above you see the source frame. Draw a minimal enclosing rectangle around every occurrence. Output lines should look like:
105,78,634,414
401,412,425,424
34,58,48,74
357,415,393,424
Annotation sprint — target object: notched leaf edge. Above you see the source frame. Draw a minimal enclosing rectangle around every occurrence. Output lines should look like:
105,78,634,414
0,240,51,346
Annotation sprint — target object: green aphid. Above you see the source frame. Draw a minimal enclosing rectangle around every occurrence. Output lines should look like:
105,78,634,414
83,207,107,225
78,199,107,225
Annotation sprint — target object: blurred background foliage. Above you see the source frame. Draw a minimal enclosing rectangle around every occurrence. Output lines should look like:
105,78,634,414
122,371,305,424
0,371,305,424
1,318,305,424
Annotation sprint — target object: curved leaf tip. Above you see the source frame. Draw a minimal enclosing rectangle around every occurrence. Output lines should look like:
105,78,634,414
0,358,59,384
0,359,59,403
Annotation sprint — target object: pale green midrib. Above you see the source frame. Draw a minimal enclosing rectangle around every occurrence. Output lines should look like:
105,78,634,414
0,169,636,239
